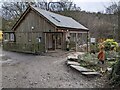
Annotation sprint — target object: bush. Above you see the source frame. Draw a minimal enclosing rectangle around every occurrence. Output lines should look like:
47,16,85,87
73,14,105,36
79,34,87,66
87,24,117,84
90,43,99,53
109,59,120,87
117,46,120,52
103,39,118,51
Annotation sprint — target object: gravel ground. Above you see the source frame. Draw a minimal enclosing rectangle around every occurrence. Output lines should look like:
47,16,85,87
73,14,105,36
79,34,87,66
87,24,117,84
1,48,109,88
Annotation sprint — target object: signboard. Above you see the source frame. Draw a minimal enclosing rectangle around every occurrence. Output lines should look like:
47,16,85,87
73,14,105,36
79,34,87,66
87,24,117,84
90,38,96,43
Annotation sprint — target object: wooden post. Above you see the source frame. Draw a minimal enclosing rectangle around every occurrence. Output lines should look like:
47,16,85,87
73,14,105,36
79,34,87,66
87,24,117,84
76,33,78,52
86,32,88,52
54,33,56,50
45,33,47,52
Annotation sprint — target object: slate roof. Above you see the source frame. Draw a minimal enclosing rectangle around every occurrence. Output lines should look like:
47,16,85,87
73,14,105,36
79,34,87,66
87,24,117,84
31,6,88,30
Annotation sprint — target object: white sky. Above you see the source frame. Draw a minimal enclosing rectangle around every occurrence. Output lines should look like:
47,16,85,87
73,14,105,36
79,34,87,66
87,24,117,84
50,0,119,12
0,0,119,12
55,0,119,12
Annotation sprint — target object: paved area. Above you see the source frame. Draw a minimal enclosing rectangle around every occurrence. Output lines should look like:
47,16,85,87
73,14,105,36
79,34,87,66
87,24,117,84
1,48,108,88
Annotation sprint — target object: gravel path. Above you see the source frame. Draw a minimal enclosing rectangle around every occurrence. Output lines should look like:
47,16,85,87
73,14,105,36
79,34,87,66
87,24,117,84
1,49,108,88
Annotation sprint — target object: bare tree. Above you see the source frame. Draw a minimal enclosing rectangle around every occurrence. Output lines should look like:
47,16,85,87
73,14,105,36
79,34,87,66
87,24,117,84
2,2,46,19
106,3,118,14
48,0,81,11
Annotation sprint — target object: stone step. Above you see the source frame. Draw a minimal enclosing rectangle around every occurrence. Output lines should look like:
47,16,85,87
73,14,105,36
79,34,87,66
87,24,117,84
67,61,80,66
0,59,12,63
107,58,116,61
0,54,4,57
70,65,93,72
82,71,100,76
107,68,112,72
67,55,78,60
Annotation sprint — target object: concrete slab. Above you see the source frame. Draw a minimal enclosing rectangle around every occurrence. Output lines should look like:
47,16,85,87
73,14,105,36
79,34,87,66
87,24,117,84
70,65,93,72
107,68,112,72
82,71,100,75
0,59,12,63
67,61,80,66
107,58,115,61
67,55,78,60
0,54,5,57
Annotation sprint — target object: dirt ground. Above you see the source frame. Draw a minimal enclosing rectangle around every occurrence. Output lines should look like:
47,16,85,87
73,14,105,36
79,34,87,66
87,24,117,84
1,47,109,88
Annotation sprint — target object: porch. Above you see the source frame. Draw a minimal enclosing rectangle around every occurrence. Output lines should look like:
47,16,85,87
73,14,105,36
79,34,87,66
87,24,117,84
44,30,89,52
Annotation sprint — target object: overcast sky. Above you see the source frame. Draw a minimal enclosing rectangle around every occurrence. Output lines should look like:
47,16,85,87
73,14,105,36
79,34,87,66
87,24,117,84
0,0,119,13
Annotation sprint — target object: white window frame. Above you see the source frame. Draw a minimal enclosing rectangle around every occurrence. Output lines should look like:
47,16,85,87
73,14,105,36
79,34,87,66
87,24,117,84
10,33,15,41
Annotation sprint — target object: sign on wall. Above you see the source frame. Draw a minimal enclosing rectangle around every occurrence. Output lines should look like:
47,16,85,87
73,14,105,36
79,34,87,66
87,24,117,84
90,38,96,43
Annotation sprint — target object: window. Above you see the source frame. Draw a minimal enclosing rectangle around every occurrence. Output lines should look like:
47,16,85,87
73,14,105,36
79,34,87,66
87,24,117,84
4,33,9,41
10,33,15,41
4,33,15,42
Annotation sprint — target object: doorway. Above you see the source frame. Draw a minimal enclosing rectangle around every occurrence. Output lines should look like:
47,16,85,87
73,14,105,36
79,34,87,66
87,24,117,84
45,33,63,50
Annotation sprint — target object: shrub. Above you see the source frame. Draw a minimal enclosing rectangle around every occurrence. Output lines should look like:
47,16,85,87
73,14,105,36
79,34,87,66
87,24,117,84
90,43,99,53
118,46,120,52
103,39,118,51
109,58,120,87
